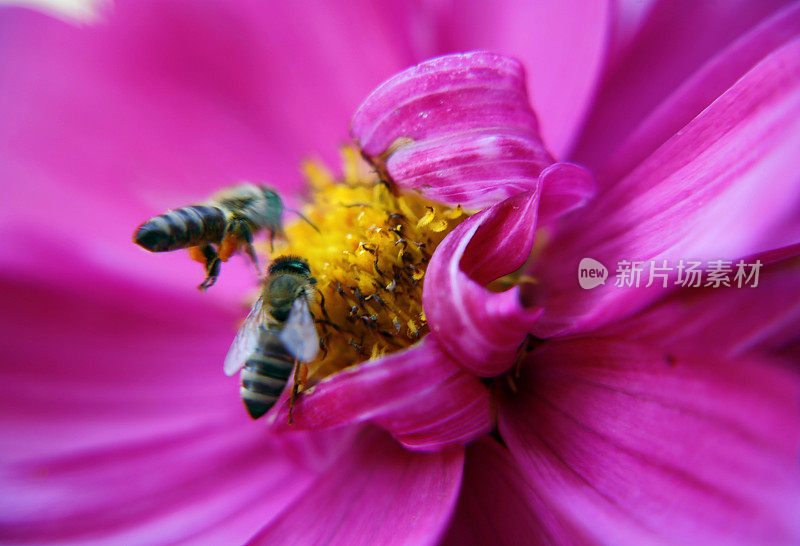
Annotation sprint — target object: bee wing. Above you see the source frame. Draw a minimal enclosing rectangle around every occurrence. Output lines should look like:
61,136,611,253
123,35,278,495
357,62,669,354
223,297,265,376
279,298,319,363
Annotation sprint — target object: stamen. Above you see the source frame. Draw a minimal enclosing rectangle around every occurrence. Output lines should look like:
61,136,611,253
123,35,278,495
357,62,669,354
266,147,465,381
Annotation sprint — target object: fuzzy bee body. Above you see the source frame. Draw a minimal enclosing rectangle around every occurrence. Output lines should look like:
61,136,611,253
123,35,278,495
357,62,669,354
133,184,284,289
225,256,319,420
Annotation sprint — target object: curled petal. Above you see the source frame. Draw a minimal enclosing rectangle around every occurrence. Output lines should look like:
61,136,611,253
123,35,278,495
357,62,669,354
386,128,550,210
499,338,800,545
352,51,541,156
537,161,596,227
249,427,464,546
351,51,553,209
424,191,542,377
269,338,492,452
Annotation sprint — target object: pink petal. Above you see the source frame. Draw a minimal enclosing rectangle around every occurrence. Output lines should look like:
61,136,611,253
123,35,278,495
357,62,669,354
498,338,800,544
604,0,658,71
533,36,800,335
748,240,800,264
601,1,800,186
574,0,793,171
1,416,350,544
441,438,590,545
596,248,800,359
438,0,610,156
0,273,251,465
424,191,542,377
249,426,464,546
269,337,492,452
351,51,554,209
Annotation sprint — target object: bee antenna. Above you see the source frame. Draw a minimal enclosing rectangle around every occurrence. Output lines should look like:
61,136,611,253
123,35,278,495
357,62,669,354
286,208,321,234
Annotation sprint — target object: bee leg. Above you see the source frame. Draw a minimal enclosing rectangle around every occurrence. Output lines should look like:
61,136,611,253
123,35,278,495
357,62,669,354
218,226,240,262
195,244,221,291
288,361,308,425
220,220,260,275
188,245,208,269
319,335,329,360
219,219,250,259
241,226,260,275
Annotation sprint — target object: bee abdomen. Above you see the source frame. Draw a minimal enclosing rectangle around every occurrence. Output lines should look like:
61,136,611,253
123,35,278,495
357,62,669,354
134,206,226,252
241,367,286,395
240,355,294,419
239,387,279,420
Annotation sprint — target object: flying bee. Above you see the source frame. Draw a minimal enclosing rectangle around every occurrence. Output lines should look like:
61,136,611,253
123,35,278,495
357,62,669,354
223,256,319,421
133,183,317,290
133,183,281,290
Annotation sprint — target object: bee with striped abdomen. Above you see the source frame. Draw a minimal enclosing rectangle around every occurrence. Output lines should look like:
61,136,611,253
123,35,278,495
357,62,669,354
133,183,283,290
223,256,319,421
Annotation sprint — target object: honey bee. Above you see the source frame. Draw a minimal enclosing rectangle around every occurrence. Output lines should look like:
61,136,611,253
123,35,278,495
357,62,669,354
133,183,283,290
223,256,319,421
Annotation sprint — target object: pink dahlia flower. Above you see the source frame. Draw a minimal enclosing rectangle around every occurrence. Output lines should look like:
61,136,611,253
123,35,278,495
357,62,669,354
2,1,800,544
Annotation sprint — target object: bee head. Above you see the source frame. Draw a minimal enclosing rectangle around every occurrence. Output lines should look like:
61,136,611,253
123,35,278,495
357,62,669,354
268,255,311,277
265,256,313,321
259,185,282,206
259,185,279,197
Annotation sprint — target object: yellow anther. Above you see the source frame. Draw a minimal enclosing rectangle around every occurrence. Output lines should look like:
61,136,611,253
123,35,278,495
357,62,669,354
397,198,416,220
417,207,436,229
445,205,464,220
428,219,449,232
370,344,386,360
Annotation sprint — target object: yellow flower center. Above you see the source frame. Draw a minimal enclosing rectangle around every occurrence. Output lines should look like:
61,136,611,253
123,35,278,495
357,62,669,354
267,147,465,381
